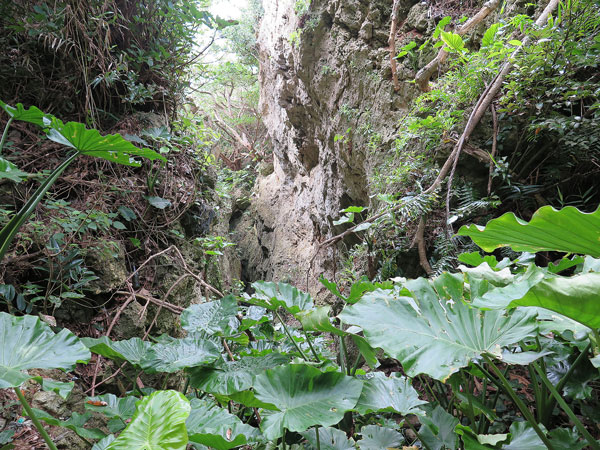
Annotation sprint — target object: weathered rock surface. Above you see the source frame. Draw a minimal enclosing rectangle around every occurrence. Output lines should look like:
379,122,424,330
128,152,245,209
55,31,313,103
251,0,423,295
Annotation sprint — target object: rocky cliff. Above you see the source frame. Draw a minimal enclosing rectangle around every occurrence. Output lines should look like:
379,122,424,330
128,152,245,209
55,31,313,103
237,0,429,295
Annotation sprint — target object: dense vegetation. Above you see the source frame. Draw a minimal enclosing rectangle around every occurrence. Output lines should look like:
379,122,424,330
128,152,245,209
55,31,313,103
1,0,600,449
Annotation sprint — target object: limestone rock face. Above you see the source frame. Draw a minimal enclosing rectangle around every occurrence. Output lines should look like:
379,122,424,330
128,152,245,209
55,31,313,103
254,0,421,295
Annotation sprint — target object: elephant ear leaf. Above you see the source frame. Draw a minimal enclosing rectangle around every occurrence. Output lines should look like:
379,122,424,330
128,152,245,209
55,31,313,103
253,364,363,440
47,120,166,167
0,157,28,183
186,398,261,450
339,277,538,381
245,281,314,314
0,312,91,388
0,100,50,127
457,205,600,257
106,390,190,450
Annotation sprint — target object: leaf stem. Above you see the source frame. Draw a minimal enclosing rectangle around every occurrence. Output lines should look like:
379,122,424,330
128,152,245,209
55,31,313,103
460,371,477,427
542,341,591,425
275,309,309,361
0,117,14,153
482,355,554,450
533,362,600,450
406,418,432,450
350,354,363,376
303,330,320,362
0,151,79,262
339,334,349,375
15,387,58,450
315,425,321,450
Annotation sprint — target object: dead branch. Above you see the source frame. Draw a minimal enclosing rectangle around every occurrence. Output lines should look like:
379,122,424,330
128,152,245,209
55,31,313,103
416,218,433,275
488,103,498,195
415,0,501,92
389,0,403,91
115,290,184,315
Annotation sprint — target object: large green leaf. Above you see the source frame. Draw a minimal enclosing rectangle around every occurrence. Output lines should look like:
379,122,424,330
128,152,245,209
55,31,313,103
85,394,138,420
457,206,600,257
188,353,289,395
473,267,600,329
502,421,546,450
47,120,166,167
82,337,151,367
253,364,363,440
297,306,345,336
106,390,190,450
419,406,459,450
140,336,221,373
0,100,50,127
181,296,239,335
0,157,28,183
357,425,404,450
0,312,90,388
338,277,538,381
354,372,426,415
441,31,467,53
186,398,261,449
245,281,314,314
301,427,356,450
320,276,392,305
31,409,106,440
92,435,116,450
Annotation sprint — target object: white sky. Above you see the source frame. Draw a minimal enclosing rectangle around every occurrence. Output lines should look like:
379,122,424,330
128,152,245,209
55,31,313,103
210,0,248,20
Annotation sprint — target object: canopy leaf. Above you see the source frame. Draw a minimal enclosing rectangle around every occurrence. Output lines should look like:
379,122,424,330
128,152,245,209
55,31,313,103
0,100,50,127
355,372,426,415
301,427,356,450
357,425,404,450
82,337,151,367
85,394,138,420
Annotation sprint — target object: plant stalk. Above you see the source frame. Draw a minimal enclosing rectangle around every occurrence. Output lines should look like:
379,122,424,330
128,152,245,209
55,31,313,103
315,425,321,450
339,334,349,375
0,117,14,153
303,330,320,362
542,342,591,425
406,418,433,450
275,310,309,361
533,362,600,450
0,151,79,262
15,387,58,450
482,355,555,450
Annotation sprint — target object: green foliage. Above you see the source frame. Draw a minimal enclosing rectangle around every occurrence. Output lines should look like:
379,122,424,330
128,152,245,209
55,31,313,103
0,312,90,388
106,391,191,450
1,0,225,120
0,101,163,262
458,205,600,257
253,364,363,439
